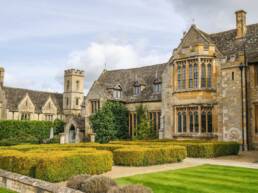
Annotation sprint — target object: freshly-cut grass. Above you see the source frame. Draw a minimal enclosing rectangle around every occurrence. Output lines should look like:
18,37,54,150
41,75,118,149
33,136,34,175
0,188,16,193
117,165,258,193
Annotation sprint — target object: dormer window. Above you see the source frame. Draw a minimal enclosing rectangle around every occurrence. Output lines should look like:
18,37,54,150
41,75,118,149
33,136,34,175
112,84,122,99
133,81,141,96
153,83,161,93
134,86,141,96
113,90,122,99
153,79,162,93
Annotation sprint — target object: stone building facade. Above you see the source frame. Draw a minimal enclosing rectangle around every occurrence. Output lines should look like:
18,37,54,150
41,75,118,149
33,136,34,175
84,10,258,149
0,68,85,123
0,10,257,149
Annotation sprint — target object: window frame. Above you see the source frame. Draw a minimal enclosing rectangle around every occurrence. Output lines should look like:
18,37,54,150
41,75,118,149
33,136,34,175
194,63,198,88
177,64,182,90
201,63,207,88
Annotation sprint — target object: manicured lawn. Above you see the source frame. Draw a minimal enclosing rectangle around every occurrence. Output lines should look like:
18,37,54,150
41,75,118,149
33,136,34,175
0,188,16,193
117,165,258,193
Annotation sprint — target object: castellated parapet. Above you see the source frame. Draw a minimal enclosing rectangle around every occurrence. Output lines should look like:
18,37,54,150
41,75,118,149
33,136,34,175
64,69,85,77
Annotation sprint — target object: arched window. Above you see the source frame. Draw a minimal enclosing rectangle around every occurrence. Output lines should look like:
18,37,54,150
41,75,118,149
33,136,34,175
178,112,182,133
201,63,206,88
183,112,187,132
177,64,181,89
66,80,70,90
189,112,194,132
194,111,199,132
201,111,207,133
182,64,186,89
76,80,80,91
207,111,212,133
207,64,212,88
189,64,193,88
194,64,198,88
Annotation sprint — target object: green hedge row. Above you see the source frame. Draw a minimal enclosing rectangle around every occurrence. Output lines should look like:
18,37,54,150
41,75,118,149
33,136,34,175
177,142,240,158
0,148,113,182
0,120,64,146
110,140,240,158
113,146,186,166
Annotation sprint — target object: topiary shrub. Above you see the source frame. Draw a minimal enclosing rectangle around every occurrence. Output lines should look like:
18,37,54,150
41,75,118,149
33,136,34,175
80,175,117,193
113,146,186,166
0,148,113,182
67,174,91,190
108,185,153,193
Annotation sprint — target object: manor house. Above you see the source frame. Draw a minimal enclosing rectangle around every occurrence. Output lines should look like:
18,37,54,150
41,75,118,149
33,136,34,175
0,10,257,149
84,10,258,150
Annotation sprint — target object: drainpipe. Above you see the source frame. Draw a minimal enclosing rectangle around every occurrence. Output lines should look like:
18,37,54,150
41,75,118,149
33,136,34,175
244,49,249,150
239,63,246,151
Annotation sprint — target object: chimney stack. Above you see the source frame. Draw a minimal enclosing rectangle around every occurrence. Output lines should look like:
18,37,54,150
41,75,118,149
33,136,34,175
235,10,247,39
0,67,4,88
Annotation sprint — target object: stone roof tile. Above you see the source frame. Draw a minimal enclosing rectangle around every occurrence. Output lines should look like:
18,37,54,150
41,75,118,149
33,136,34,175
3,87,63,113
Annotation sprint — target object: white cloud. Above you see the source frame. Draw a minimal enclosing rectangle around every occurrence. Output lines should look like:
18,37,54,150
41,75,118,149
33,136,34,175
67,41,170,92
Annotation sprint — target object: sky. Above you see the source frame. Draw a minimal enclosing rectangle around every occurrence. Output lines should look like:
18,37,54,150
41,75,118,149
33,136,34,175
0,0,258,93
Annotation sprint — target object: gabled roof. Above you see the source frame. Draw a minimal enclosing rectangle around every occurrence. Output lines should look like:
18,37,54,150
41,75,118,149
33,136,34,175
178,25,214,49
3,87,63,113
95,63,167,103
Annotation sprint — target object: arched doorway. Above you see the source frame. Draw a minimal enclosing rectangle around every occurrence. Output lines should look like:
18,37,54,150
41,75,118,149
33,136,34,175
69,125,76,143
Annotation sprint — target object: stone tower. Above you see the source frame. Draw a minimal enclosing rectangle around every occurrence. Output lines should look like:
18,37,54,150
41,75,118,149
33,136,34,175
63,69,85,117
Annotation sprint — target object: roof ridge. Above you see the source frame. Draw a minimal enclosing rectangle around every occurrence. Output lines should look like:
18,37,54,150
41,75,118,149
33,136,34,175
210,23,258,36
105,63,167,73
4,86,62,95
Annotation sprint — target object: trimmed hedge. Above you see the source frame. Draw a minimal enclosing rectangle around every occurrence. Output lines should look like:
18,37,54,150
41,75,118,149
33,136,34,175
110,140,240,158
0,148,113,182
0,120,64,145
113,146,186,166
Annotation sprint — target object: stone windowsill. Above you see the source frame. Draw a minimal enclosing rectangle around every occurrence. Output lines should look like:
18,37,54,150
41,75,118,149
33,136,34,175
173,88,216,94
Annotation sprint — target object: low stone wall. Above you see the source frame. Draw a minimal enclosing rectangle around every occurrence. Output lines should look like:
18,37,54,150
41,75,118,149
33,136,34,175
0,169,83,193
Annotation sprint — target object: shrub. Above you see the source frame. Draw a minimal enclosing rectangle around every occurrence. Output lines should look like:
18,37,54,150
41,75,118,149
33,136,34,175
183,142,240,158
113,146,186,166
80,175,117,193
108,185,153,193
67,174,91,190
90,101,129,143
0,120,64,145
36,151,113,182
110,140,240,158
0,149,113,182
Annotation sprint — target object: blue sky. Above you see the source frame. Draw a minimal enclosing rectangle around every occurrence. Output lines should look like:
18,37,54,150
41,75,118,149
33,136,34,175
0,0,257,93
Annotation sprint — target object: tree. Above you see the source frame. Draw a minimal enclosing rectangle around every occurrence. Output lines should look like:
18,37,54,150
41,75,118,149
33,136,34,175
89,101,129,143
134,104,152,140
